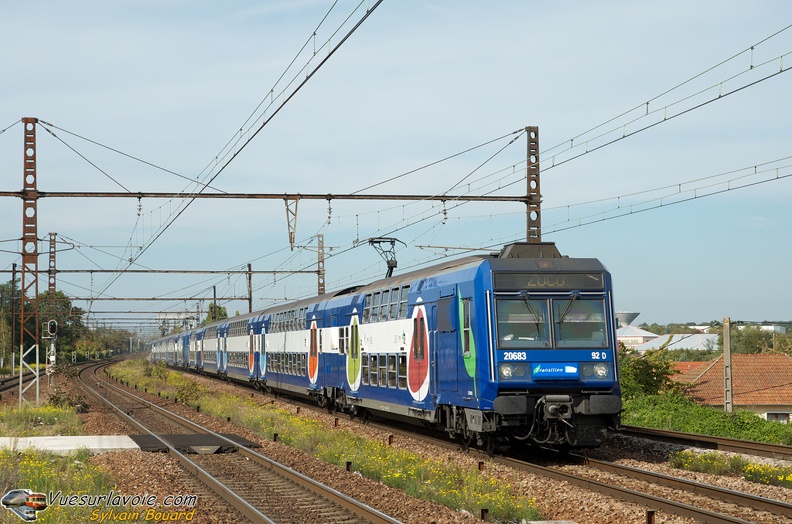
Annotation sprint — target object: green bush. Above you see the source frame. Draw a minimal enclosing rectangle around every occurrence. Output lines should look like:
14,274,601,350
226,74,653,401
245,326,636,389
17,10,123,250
623,393,792,445
618,346,679,400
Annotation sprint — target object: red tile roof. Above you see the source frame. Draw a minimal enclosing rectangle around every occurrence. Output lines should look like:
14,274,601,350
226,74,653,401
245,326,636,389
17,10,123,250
671,354,792,406
671,362,707,375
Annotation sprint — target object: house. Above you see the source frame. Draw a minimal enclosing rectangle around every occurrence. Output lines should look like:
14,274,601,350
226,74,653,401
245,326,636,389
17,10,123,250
671,354,792,423
616,325,659,349
671,361,707,375
633,333,719,352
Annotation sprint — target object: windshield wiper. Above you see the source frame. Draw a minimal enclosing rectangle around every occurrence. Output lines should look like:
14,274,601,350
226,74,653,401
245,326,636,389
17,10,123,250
518,290,543,338
556,290,580,325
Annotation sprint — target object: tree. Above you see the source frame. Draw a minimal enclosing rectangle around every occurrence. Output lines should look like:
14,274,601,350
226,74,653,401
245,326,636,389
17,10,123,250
711,324,774,354
618,344,679,400
657,348,721,362
36,290,87,352
666,323,700,334
773,334,792,356
202,303,228,325
0,279,17,368
732,326,773,354
639,323,667,335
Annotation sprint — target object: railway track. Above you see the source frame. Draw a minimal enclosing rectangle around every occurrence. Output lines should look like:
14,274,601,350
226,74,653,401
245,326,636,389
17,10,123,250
621,425,792,461
373,422,788,524
572,454,792,518
78,362,402,524
240,380,787,524
130,361,792,523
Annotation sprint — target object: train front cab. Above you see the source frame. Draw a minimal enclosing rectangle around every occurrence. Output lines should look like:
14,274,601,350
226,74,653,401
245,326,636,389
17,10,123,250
485,243,622,448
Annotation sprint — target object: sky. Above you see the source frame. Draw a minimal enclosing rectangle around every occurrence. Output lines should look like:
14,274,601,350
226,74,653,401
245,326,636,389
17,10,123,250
1,1,790,336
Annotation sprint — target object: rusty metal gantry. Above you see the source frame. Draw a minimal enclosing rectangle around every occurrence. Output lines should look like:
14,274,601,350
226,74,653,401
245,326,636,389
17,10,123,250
11,121,542,347
525,126,541,243
20,117,41,406
20,118,40,354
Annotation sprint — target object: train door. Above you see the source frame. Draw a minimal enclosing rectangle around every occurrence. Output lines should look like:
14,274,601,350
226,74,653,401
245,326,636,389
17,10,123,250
181,335,189,369
408,302,431,403
195,329,201,370
435,295,459,393
248,326,255,379
220,333,227,373
430,303,440,399
258,324,267,381
308,318,319,386
188,334,195,369
327,313,339,388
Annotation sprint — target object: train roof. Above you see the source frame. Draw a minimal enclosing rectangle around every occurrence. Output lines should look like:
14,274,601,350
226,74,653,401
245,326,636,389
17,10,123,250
242,242,600,312
161,242,607,338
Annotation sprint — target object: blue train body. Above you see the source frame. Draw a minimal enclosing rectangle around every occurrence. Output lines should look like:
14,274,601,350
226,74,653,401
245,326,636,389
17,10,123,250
151,242,622,448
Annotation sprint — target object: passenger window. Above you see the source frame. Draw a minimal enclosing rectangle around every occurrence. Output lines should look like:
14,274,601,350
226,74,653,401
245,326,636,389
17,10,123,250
387,354,397,387
399,286,410,318
363,293,372,323
397,355,407,389
389,288,400,319
369,355,378,385
371,292,381,322
380,289,390,321
462,298,472,357
379,356,388,387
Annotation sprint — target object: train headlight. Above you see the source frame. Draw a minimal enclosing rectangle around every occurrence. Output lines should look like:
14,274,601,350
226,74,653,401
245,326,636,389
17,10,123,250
499,364,514,380
593,363,609,378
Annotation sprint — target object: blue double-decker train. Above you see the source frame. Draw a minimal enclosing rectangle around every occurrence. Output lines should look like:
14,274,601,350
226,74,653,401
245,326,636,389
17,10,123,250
151,242,622,449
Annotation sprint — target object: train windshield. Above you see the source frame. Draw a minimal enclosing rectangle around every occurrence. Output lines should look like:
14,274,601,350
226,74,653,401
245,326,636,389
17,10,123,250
496,297,608,349
496,299,551,348
552,297,608,348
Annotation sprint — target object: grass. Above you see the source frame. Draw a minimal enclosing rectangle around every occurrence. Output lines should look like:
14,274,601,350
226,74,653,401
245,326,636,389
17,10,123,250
0,448,117,523
0,374,124,523
111,359,542,522
669,450,792,488
0,405,82,437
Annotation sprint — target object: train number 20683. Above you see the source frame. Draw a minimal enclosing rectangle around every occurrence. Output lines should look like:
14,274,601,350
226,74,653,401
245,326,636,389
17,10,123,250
502,351,527,361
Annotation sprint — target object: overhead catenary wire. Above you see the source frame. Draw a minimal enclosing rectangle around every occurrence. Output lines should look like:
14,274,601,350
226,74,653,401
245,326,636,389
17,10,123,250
324,34,792,238
37,120,228,194
93,0,385,298
6,20,790,320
